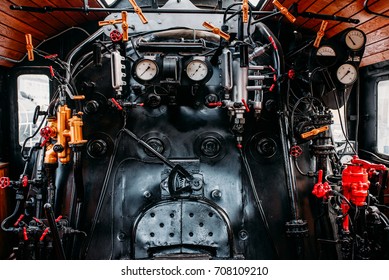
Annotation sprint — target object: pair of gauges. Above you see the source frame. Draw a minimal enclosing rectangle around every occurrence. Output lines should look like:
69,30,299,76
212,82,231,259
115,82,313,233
315,29,365,86
316,45,358,85
133,56,212,83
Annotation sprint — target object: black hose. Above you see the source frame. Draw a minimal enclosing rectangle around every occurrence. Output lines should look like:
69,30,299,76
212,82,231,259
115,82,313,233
1,200,21,232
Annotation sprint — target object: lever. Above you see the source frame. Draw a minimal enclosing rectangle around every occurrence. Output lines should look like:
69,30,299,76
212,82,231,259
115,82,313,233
301,125,329,139
242,0,249,23
313,20,328,48
25,34,34,61
202,22,231,41
128,0,148,24
272,0,296,23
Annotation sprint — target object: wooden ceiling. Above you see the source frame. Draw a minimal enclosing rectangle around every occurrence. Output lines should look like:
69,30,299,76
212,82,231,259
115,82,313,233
0,0,388,68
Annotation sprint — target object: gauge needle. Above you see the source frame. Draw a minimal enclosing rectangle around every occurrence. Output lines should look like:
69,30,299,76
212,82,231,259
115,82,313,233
140,66,151,77
340,70,350,80
190,65,202,77
348,36,356,46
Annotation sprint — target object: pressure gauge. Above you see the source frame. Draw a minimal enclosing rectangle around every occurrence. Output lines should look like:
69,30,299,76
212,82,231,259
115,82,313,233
344,29,366,51
186,59,209,82
316,45,337,67
336,63,358,85
134,58,159,81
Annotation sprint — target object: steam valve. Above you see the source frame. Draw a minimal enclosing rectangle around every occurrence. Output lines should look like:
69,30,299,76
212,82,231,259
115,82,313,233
340,156,386,231
312,170,331,198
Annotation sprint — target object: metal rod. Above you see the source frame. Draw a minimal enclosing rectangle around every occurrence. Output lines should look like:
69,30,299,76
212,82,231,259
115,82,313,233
9,5,274,15
299,12,360,24
44,203,66,260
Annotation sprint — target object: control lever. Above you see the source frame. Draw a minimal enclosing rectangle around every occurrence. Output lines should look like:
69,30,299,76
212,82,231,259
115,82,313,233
123,129,193,181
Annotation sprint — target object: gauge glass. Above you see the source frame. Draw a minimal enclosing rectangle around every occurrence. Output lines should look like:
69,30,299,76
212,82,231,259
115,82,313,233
345,29,365,51
316,46,337,67
336,63,358,85
186,60,208,81
135,59,158,81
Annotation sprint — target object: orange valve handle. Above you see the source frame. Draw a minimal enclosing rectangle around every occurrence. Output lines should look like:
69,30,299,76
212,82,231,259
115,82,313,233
121,11,129,41
98,18,123,26
128,0,148,24
301,125,329,139
202,22,230,41
242,0,249,23
272,0,296,23
313,20,328,48
25,34,34,61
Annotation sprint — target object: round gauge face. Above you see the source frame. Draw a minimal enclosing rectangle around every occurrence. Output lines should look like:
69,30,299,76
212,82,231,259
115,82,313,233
316,45,337,67
336,63,358,85
186,60,208,81
345,29,366,51
135,59,158,81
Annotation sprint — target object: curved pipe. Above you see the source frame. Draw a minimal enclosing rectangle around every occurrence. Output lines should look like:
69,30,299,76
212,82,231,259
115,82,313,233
1,200,21,232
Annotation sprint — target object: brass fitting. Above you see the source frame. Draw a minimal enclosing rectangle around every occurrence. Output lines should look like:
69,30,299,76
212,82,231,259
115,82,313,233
44,144,58,165
44,105,88,164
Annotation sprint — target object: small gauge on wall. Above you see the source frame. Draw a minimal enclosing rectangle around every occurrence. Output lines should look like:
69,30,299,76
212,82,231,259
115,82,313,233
316,45,337,67
133,57,159,82
185,57,212,83
336,63,358,85
344,29,366,51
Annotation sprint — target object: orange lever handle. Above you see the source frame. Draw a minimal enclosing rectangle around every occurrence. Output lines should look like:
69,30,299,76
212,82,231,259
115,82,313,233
121,11,129,41
242,0,249,23
25,34,34,61
98,18,122,26
202,22,231,41
129,0,148,24
301,125,329,139
313,20,328,48
273,0,296,23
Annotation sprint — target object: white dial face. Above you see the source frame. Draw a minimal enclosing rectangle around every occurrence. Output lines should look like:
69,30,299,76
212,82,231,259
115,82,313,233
135,59,158,81
317,46,336,57
345,29,365,50
186,60,208,81
336,64,358,85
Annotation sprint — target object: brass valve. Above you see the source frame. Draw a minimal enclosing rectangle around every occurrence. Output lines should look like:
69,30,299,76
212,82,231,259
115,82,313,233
313,20,328,48
202,22,230,41
43,105,87,165
272,0,296,23
301,125,329,139
128,0,148,24
25,34,34,61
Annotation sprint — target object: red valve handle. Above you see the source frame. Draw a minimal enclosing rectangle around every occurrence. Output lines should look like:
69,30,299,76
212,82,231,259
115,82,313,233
241,99,250,113
40,228,50,241
110,30,123,43
110,98,123,110
290,145,303,157
14,214,25,227
40,126,54,147
0,177,10,189
350,156,386,171
208,102,223,107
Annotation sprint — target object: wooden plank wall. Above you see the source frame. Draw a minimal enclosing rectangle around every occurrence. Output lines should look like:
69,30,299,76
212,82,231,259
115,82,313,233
0,0,388,68
0,0,105,68
264,0,389,67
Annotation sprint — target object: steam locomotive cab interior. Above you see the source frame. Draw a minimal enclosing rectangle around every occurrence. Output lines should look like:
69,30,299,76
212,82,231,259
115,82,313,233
0,0,389,260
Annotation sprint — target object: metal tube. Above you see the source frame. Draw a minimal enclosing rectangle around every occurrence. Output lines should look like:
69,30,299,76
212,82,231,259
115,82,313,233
44,203,66,260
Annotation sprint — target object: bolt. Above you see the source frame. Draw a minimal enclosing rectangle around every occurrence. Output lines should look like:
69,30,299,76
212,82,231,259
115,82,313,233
211,189,222,199
239,230,249,240
143,191,152,199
